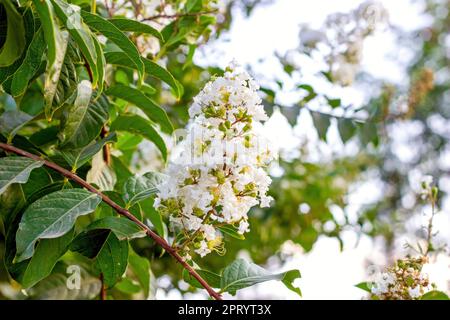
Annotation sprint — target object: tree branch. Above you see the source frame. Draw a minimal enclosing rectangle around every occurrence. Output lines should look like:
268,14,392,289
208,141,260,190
0,142,222,300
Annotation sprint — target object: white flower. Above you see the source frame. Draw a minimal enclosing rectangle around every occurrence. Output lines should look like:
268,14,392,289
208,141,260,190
408,286,421,299
155,61,277,258
371,272,395,295
238,220,250,234
195,240,211,257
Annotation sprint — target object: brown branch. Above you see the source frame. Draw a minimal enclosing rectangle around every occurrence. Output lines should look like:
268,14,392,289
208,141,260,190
0,142,222,300
141,10,217,22
100,273,107,300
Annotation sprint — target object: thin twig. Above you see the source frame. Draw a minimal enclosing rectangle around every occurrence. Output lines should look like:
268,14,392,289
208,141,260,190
141,10,217,22
424,192,436,256
0,142,222,300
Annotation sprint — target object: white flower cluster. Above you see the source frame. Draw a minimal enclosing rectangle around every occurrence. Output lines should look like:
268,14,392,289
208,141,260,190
154,62,277,259
298,1,388,86
370,257,431,300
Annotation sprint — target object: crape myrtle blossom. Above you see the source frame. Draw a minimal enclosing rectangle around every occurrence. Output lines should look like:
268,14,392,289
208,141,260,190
154,61,278,259
370,256,432,300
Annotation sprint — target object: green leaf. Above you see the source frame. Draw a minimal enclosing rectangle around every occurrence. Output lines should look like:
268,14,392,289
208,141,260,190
80,10,144,83
43,28,69,120
220,259,301,296
218,225,245,240
355,282,372,293
311,111,330,141
183,268,221,289
129,247,151,298
70,228,110,258
141,197,166,240
10,28,46,97
0,157,44,194
20,166,53,198
421,290,450,300
110,114,167,162
85,216,146,240
109,18,163,41
51,0,98,85
123,172,166,208
281,270,302,297
31,0,57,66
59,132,116,169
27,266,101,300
45,40,78,119
92,35,105,95
95,231,128,288
338,118,357,143
106,85,173,133
326,96,341,108
0,0,26,67
59,89,109,149
15,189,101,262
0,7,35,86
104,52,182,98
142,57,183,99
116,278,141,294
20,229,74,288
0,109,33,141
358,121,379,147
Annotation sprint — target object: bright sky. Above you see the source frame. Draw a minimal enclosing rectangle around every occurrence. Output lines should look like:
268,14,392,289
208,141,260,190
156,0,450,300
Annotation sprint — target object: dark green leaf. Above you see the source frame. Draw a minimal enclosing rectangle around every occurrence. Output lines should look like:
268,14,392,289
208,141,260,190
106,85,173,133
123,172,166,208
104,51,182,98
10,28,45,97
70,228,110,258
15,189,101,262
31,0,57,66
20,229,74,288
0,157,44,194
85,216,146,240
0,109,33,140
0,0,26,67
95,232,128,288
60,132,116,169
51,0,98,85
92,35,105,95
59,90,109,149
80,10,144,83
109,18,163,41
110,114,167,161
43,28,69,120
